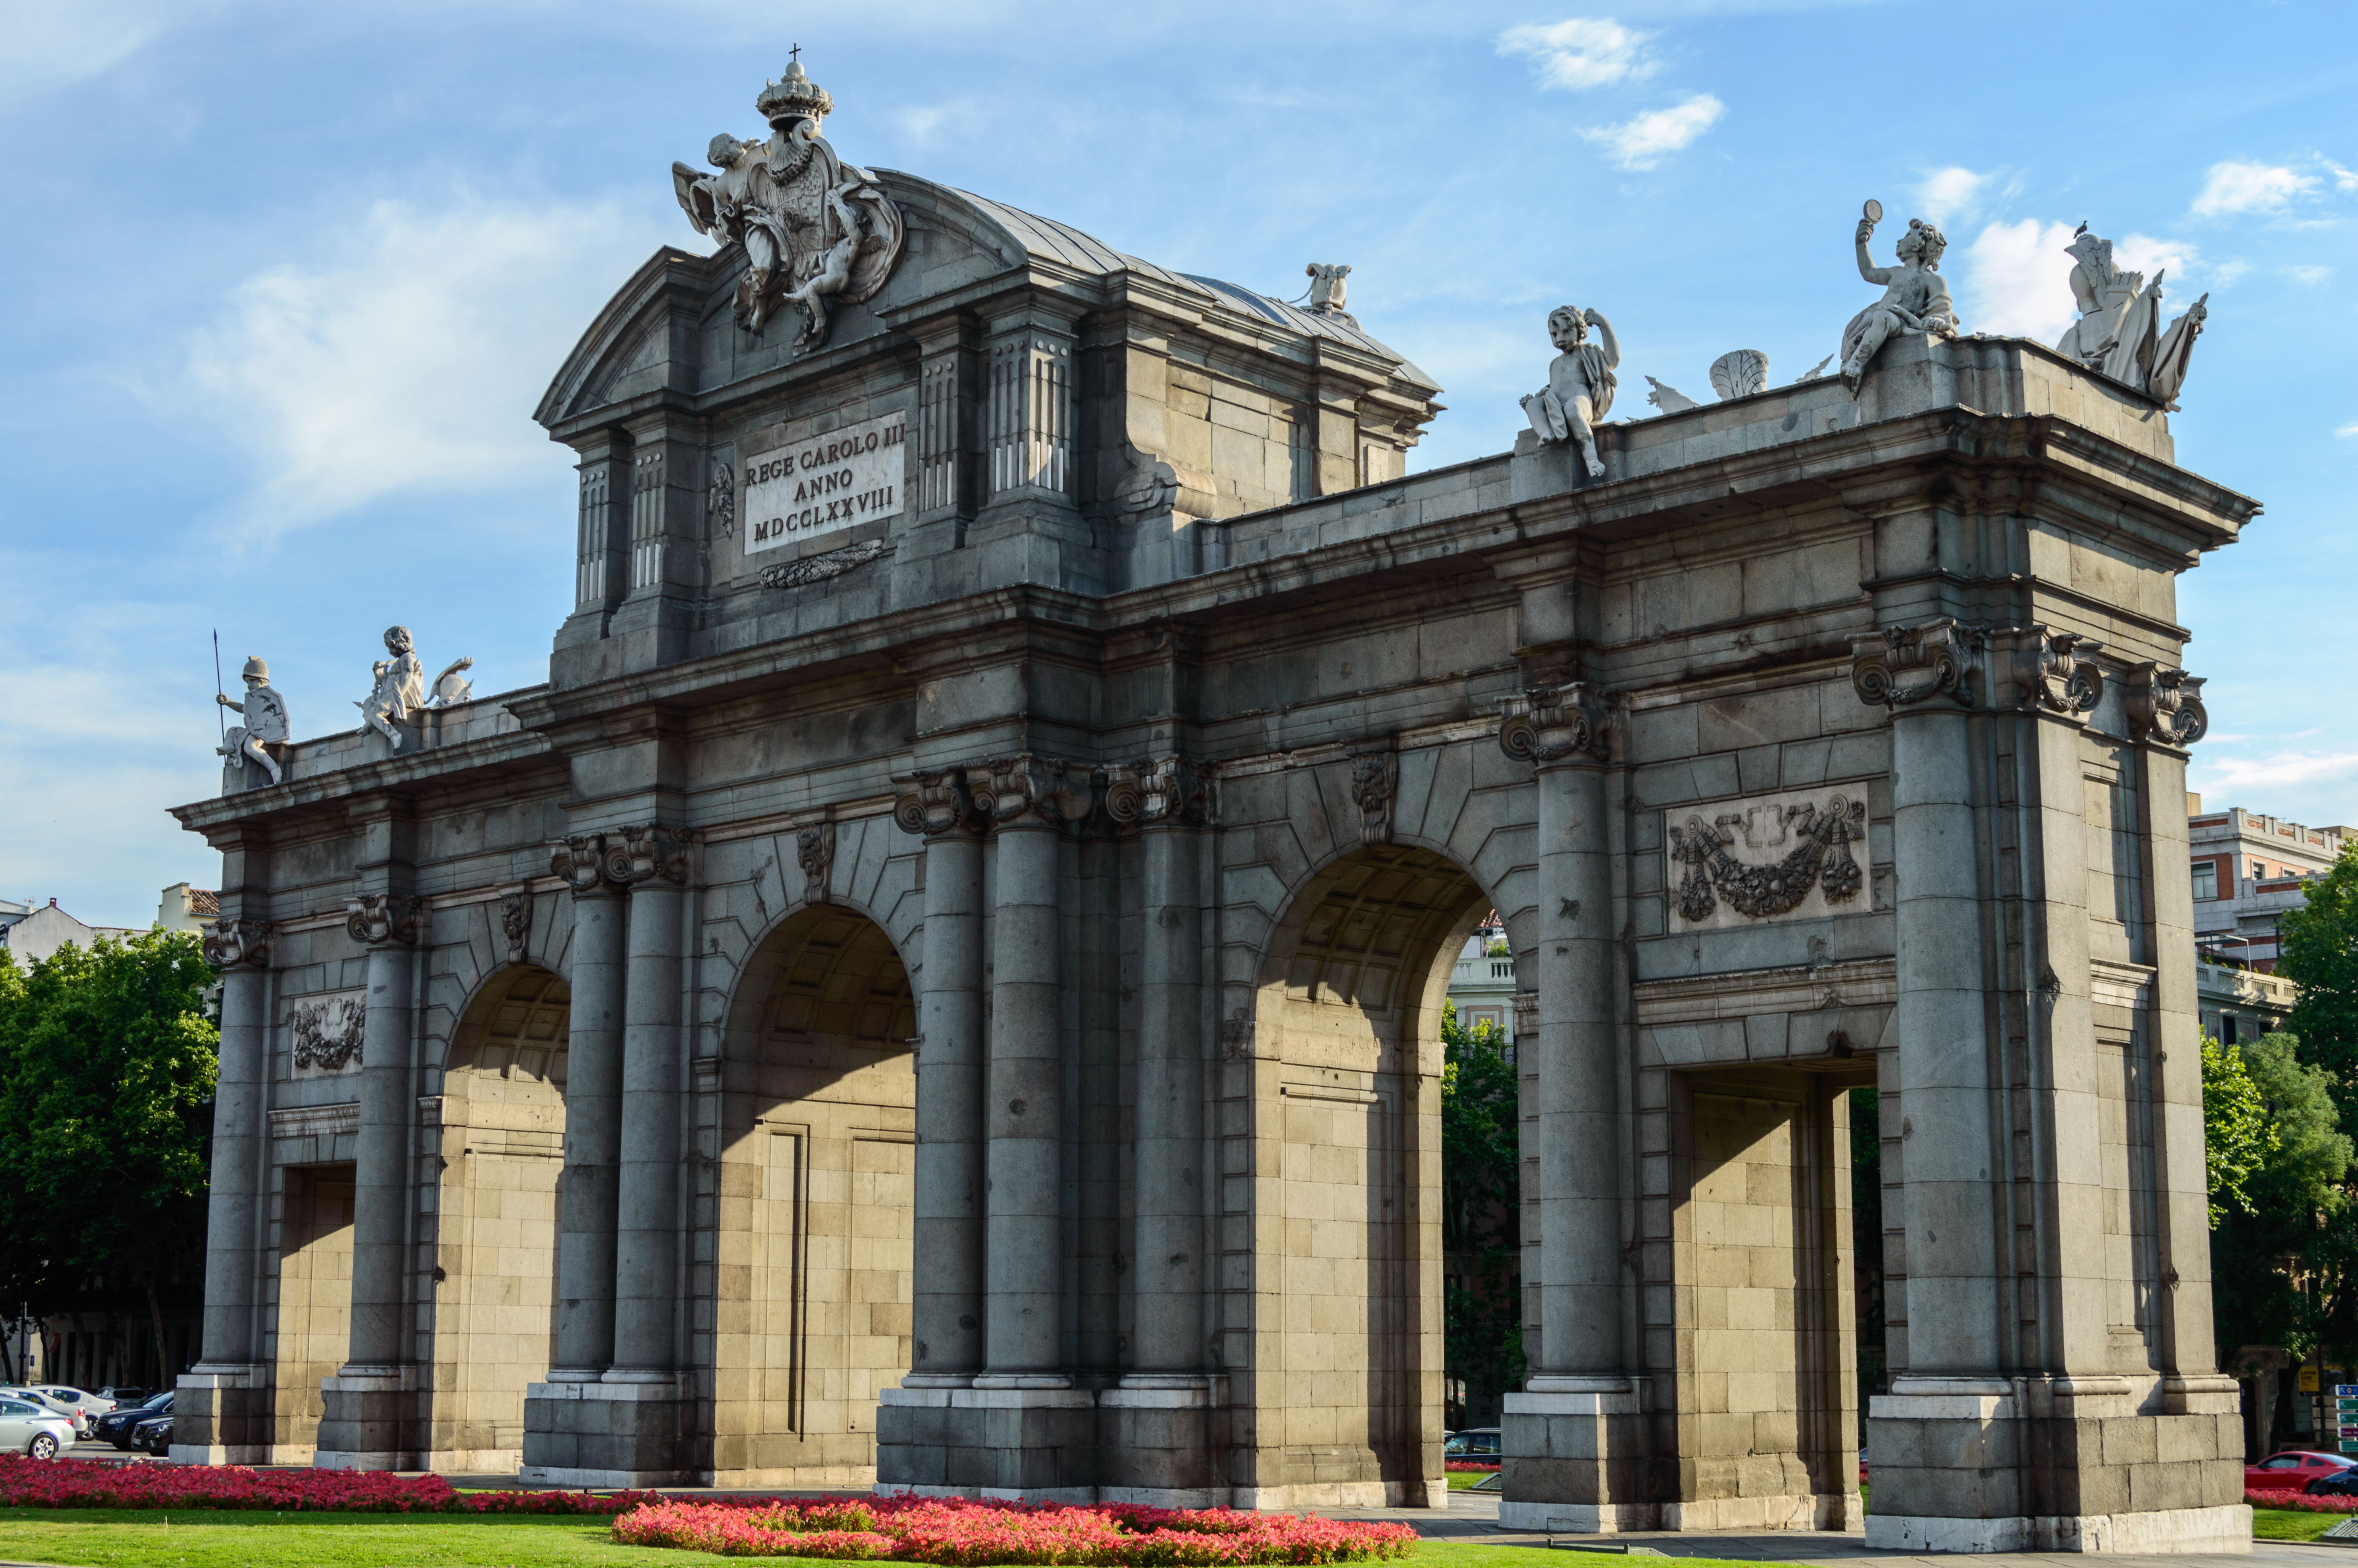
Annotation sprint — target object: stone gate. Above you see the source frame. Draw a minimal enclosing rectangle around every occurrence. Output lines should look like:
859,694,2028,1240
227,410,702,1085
172,63,2255,1552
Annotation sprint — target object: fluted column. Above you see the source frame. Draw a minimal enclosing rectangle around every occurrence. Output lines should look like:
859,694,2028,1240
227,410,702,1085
343,894,423,1375
895,771,989,1383
548,837,629,1379
974,756,1087,1381
196,921,273,1370
608,825,690,1379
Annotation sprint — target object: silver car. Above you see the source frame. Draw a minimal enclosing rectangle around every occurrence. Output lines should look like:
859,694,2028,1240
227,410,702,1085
0,1397,73,1459
0,1387,89,1438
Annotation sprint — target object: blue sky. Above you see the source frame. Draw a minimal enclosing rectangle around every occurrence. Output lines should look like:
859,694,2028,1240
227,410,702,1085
3,0,2353,927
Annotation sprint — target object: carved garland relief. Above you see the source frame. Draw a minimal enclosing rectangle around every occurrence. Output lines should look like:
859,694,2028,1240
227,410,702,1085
291,993,366,1075
1667,791,1873,932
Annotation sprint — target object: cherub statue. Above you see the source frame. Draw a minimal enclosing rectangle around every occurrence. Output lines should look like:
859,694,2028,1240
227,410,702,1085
356,625,426,751
1521,306,1620,479
1839,207,1958,395
216,655,290,786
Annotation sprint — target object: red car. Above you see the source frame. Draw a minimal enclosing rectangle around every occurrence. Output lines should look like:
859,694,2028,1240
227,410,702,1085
2247,1450,2358,1492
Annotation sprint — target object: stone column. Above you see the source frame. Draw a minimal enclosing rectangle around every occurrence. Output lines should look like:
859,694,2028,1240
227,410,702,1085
316,892,423,1470
1492,684,1642,1532
176,920,273,1464
552,839,629,1376
1103,758,1218,1501
611,826,689,1374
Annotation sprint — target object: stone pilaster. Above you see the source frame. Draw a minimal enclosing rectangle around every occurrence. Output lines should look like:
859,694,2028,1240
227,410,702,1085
316,890,423,1470
523,834,631,1479
605,418,703,669
1102,757,1222,1504
174,919,275,1464
1494,683,1648,1531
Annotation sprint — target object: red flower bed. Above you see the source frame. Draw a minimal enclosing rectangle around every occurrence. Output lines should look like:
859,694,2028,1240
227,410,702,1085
612,1496,1420,1564
0,1455,655,1515
1443,1461,1499,1472
2249,1488,2358,1514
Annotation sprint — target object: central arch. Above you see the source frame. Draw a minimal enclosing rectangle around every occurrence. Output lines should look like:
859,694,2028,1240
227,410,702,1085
710,903,918,1486
1244,842,1495,1508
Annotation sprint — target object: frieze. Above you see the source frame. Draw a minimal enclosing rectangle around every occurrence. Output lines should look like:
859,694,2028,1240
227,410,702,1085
290,992,366,1076
1666,791,1872,932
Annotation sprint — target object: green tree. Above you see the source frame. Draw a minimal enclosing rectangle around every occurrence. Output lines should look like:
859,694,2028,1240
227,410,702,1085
0,930,219,1368
2211,1032,2352,1380
2282,844,2358,1125
2203,1034,2275,1227
1442,1007,1523,1410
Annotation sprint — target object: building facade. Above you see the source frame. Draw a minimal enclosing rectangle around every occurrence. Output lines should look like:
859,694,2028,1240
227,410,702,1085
2187,802,2348,1043
170,67,2257,1551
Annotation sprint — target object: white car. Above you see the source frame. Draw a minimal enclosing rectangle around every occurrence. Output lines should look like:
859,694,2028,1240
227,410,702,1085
32,1387,111,1432
0,1387,91,1438
0,1396,74,1458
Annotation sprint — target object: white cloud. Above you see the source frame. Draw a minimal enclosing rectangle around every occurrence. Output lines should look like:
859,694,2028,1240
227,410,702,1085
178,194,671,544
1913,166,1995,225
2339,422,2358,439
2287,265,2335,285
1497,18,1658,90
0,0,206,105
2191,161,2319,217
1957,218,2080,344
2324,159,2358,193
2199,750,2358,795
1580,94,1723,170
2210,259,2253,286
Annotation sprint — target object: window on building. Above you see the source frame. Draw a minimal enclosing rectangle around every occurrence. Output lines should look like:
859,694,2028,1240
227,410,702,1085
2221,1014,2239,1046
2192,862,2217,901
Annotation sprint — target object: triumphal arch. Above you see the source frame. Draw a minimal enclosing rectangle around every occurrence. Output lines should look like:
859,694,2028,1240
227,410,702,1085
173,60,2254,1552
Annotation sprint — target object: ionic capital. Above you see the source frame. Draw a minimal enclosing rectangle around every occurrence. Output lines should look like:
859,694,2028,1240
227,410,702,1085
604,824,693,887
1999,627,2104,720
973,754,1091,830
1498,682,1611,766
892,768,983,838
1851,618,1982,711
346,893,423,947
1107,756,1213,829
2125,662,2208,749
201,918,273,969
549,834,625,896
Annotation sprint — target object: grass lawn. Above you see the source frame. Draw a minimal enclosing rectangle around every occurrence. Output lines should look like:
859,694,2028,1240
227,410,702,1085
2254,1506,2345,1542
0,1513,1790,1568
1445,1469,1498,1490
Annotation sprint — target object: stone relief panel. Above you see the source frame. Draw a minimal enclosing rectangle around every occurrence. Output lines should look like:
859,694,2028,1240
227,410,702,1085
1666,789,1873,933
290,992,366,1077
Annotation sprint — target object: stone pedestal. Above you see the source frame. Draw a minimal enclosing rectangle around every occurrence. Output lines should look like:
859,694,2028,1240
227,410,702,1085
314,1366,417,1470
1498,1377,1653,1532
518,1377,691,1488
1099,1375,1222,1505
169,1365,270,1465
1864,1376,2251,1555
876,1383,1100,1501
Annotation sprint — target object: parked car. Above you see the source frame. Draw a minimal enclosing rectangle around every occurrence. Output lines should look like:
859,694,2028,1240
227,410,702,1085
0,1388,90,1438
38,1387,117,1428
2246,1450,2357,1492
94,1386,150,1408
0,1397,74,1459
130,1415,173,1455
2302,1465,2358,1498
1444,1426,1502,1459
92,1391,171,1451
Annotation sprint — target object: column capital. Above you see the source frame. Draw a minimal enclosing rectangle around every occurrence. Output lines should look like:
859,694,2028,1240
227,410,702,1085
893,767,985,837
974,754,1090,830
1498,682,1612,767
549,833,628,897
1993,626,2103,721
1105,756,1213,829
345,894,423,948
201,918,273,969
2125,661,2208,749
1850,617,1983,711
606,824,693,888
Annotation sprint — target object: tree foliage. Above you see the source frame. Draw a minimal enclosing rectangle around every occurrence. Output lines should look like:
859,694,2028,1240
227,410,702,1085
2282,844,2358,1126
2203,1033,2275,1228
1441,1008,1523,1404
0,931,218,1324
2211,1032,2352,1370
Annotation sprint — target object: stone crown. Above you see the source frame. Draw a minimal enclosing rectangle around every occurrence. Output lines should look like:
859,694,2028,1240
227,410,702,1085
755,61,833,128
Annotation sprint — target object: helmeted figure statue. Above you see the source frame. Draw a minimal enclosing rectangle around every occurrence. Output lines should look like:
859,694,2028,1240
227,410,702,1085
1522,306,1621,480
672,59,907,350
356,625,426,752
217,655,290,786
1840,208,1959,394
2054,224,2210,410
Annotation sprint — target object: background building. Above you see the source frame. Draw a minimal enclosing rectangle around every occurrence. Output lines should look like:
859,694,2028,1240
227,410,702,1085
1448,912,1518,1048
2189,796,2350,1043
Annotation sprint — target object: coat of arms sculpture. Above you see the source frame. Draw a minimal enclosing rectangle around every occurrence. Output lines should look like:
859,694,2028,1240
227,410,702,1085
672,56,907,351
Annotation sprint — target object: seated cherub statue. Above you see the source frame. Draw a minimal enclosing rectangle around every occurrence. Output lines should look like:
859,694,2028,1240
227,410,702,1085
1520,305,1621,480
1839,214,1959,394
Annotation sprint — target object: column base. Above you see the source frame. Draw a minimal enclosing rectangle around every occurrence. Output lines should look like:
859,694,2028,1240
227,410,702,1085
1499,1377,1651,1531
170,1366,272,1466
876,1383,1099,1496
520,1377,689,1486
314,1366,417,1470
1099,1375,1225,1499
1866,1375,2249,1555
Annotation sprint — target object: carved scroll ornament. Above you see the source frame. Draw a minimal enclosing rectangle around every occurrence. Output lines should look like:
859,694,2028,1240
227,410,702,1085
550,834,621,895
1851,618,1980,710
893,769,981,838
2125,663,2208,748
346,893,423,947
975,756,1091,830
1106,756,1213,829
2012,628,2104,717
201,918,272,969
1670,794,1868,925
605,825,693,887
1498,683,1611,766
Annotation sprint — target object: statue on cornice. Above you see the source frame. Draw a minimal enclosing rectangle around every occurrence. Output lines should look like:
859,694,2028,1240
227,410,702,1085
1839,202,1958,395
356,625,425,752
2055,224,2208,410
217,654,289,786
672,58,907,350
1521,305,1620,480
